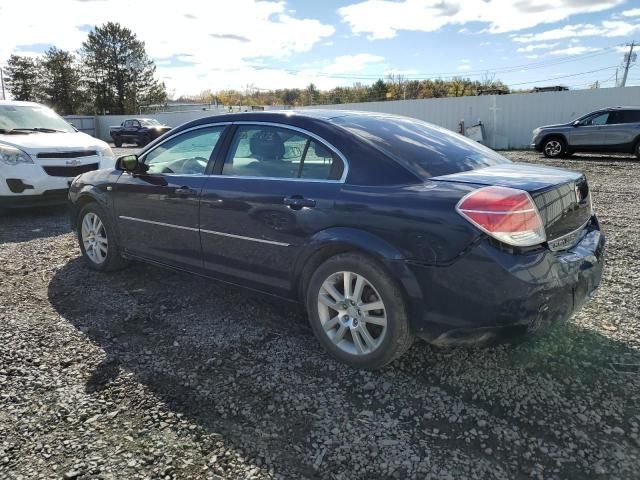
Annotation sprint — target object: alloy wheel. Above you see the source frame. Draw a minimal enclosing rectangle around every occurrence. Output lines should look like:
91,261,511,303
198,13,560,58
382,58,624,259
81,212,108,264
544,140,562,157
317,271,387,356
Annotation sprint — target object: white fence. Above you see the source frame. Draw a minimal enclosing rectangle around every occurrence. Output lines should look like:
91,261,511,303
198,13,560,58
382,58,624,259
305,86,640,149
94,107,230,141
90,86,640,149
64,115,95,136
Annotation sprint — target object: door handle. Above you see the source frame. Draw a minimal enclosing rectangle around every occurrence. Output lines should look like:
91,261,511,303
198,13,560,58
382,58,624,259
175,187,197,197
283,195,316,209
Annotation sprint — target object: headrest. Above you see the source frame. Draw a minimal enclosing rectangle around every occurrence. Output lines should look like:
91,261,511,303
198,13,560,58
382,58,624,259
249,130,285,160
312,142,333,158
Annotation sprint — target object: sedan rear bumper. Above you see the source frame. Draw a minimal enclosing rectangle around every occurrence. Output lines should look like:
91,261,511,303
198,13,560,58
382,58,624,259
404,217,605,345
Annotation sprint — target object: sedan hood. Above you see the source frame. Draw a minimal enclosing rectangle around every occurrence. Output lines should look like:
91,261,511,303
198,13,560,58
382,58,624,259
0,131,108,154
431,163,582,192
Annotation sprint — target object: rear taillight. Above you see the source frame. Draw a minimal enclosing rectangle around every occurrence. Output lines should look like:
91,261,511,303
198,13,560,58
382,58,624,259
456,186,546,247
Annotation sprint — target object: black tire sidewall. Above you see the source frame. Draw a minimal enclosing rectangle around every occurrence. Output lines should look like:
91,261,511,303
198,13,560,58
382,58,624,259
306,253,411,369
77,203,124,272
543,137,565,158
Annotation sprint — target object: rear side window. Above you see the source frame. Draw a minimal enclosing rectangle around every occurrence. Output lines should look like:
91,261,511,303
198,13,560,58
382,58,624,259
222,125,343,180
621,110,640,123
332,115,509,179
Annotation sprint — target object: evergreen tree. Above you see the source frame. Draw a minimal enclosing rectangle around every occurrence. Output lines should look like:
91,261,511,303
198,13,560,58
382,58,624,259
81,22,166,114
4,55,44,102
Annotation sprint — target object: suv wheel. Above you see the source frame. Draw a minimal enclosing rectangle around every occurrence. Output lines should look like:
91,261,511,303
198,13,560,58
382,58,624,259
77,203,129,271
306,253,413,369
542,137,566,158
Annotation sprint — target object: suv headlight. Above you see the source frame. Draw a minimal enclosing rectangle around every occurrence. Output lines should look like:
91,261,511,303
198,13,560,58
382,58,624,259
98,144,115,158
0,143,34,165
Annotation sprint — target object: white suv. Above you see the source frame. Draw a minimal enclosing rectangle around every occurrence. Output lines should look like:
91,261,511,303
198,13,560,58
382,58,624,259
0,101,115,212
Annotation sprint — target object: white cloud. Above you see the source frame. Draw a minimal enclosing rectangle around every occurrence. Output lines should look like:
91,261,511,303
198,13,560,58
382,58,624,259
513,20,640,43
457,63,472,71
322,53,384,74
338,0,624,39
0,0,335,95
516,43,559,53
550,46,601,55
622,8,640,17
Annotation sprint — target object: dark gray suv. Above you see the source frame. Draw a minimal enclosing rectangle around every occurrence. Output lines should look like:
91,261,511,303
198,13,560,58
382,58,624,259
532,106,640,158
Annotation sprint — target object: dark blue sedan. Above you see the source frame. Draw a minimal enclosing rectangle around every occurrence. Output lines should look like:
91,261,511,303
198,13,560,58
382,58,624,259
69,111,605,369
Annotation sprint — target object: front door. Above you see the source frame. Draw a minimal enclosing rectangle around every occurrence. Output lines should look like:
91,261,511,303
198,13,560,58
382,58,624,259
199,124,346,296
113,125,227,269
568,111,609,147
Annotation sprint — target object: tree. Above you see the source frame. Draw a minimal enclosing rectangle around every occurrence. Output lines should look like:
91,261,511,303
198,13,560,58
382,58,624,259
4,55,44,102
302,83,319,105
41,47,83,115
369,79,388,101
81,22,166,114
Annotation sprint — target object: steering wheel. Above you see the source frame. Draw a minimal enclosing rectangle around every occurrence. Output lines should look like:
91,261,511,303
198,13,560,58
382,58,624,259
181,157,208,174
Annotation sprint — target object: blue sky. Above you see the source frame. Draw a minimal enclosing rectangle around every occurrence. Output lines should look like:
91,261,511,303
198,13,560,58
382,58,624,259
2,0,640,97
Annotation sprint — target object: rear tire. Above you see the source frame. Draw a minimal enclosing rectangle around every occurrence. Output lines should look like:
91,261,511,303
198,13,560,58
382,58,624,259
635,141,640,159
542,137,566,158
306,252,413,369
77,202,129,272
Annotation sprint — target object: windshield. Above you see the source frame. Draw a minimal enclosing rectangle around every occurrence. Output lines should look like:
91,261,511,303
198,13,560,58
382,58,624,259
333,115,510,179
140,119,161,126
0,104,74,133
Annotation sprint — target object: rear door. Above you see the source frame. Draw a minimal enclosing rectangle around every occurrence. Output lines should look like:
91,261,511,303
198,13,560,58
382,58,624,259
598,110,631,146
199,123,346,296
113,124,228,269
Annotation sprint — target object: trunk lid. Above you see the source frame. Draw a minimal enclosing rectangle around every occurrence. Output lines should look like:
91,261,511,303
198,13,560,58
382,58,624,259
432,163,592,248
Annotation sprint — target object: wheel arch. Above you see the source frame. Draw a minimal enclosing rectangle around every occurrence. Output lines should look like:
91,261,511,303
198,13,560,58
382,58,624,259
540,133,567,147
69,186,113,231
293,227,425,321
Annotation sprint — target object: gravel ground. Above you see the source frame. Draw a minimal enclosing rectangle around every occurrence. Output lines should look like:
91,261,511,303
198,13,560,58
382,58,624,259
1,149,639,480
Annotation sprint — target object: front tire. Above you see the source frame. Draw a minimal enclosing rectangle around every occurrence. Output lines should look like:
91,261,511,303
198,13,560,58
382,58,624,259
306,253,413,369
542,137,566,158
635,140,640,159
77,203,129,271
113,138,122,148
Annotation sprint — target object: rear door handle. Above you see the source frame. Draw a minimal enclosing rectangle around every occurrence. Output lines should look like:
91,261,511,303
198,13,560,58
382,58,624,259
283,195,316,209
175,187,198,197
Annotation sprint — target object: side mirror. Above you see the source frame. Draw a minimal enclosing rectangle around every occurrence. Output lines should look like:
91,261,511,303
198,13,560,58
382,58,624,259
116,154,147,173
572,120,580,127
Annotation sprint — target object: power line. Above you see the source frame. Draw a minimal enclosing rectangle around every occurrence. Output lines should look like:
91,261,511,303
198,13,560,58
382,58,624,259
506,66,619,87
252,44,623,80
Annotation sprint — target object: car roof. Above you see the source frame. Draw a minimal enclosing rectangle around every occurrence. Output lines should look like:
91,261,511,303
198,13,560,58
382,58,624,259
171,109,413,134
604,106,640,110
0,100,45,107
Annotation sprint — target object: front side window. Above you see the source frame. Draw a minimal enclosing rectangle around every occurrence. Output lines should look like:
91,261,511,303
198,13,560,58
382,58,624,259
144,126,224,175
222,125,343,180
581,112,609,126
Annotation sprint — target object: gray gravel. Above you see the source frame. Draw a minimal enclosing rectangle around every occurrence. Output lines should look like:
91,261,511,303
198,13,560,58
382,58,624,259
1,150,639,480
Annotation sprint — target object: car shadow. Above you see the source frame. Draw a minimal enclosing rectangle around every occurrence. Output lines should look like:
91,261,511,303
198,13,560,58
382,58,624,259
47,257,640,479
0,205,70,244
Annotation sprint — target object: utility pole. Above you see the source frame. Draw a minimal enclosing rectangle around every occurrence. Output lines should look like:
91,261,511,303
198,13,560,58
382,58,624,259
621,40,636,87
0,67,5,100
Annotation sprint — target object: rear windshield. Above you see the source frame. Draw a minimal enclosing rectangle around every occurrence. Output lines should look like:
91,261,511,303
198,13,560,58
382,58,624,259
332,115,510,179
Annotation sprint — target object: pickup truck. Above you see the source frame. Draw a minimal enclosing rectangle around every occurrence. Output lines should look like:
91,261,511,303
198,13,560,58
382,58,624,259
109,118,171,147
